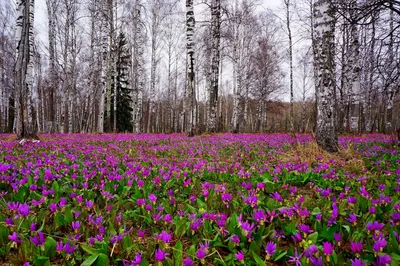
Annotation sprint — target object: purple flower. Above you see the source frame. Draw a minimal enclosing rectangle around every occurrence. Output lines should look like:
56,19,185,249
157,231,172,244
252,209,266,225
72,221,80,231
63,242,76,254
240,221,254,236
310,256,323,266
288,249,303,266
56,241,63,253
334,232,341,244
18,203,30,217
30,232,45,246
265,241,276,259
154,249,168,261
230,235,240,245
304,244,318,259
350,258,367,266
373,238,387,253
183,257,194,266
346,214,357,224
8,232,22,243
372,254,392,266
148,194,157,203
350,241,363,254
235,251,245,262
196,248,207,260
298,224,313,236
323,242,334,260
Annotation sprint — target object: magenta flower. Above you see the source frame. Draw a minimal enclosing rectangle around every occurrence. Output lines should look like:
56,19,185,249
298,224,313,235
241,221,255,236
265,241,277,259
154,249,168,261
196,248,207,260
63,242,76,254
72,221,80,231
183,257,194,266
372,238,387,253
148,194,157,203
30,232,45,246
288,249,303,266
18,203,30,217
350,258,367,266
372,254,392,266
8,232,22,243
350,241,363,255
323,242,334,256
346,214,357,224
157,231,172,244
310,256,323,266
235,251,245,262
304,244,318,259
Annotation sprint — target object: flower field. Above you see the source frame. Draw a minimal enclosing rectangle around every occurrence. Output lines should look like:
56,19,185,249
0,134,399,266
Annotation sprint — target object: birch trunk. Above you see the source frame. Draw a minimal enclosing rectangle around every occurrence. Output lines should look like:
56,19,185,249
132,0,143,133
313,0,338,152
208,0,220,133
15,0,38,140
105,0,114,132
98,0,109,133
386,8,394,133
46,0,56,127
186,0,196,137
349,0,360,132
285,0,294,132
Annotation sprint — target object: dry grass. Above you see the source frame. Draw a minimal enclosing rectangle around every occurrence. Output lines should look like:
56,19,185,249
277,140,366,174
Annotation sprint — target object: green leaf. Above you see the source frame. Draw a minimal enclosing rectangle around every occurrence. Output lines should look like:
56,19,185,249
307,232,318,244
93,253,110,266
44,236,57,258
274,251,287,261
252,251,267,266
34,256,50,266
342,225,350,234
81,245,100,255
173,240,183,266
81,255,99,266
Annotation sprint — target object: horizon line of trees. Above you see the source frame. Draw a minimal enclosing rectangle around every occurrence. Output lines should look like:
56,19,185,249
1,0,399,150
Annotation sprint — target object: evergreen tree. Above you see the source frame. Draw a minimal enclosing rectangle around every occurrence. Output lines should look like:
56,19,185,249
112,31,132,132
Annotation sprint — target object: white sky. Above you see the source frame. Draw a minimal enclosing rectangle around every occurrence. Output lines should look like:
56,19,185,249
32,0,307,102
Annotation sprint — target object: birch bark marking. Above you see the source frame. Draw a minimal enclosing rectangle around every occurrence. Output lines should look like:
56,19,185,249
15,0,38,140
186,0,196,137
284,0,294,132
98,0,109,133
313,0,337,152
208,0,220,133
349,0,360,132
132,0,143,133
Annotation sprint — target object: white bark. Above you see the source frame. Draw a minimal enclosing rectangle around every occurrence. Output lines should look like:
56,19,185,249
186,0,196,136
208,0,220,133
313,0,338,152
15,0,37,139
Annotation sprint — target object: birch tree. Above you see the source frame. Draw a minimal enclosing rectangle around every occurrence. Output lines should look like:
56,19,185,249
208,0,221,133
313,0,338,152
284,0,294,132
15,0,38,139
131,0,144,133
46,0,57,130
186,0,196,137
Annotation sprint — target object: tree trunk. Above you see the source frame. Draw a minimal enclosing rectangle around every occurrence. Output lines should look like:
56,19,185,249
15,0,38,140
285,0,294,132
313,0,338,152
208,0,220,133
186,0,196,137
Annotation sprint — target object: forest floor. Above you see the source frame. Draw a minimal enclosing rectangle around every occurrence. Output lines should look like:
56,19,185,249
0,133,399,265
